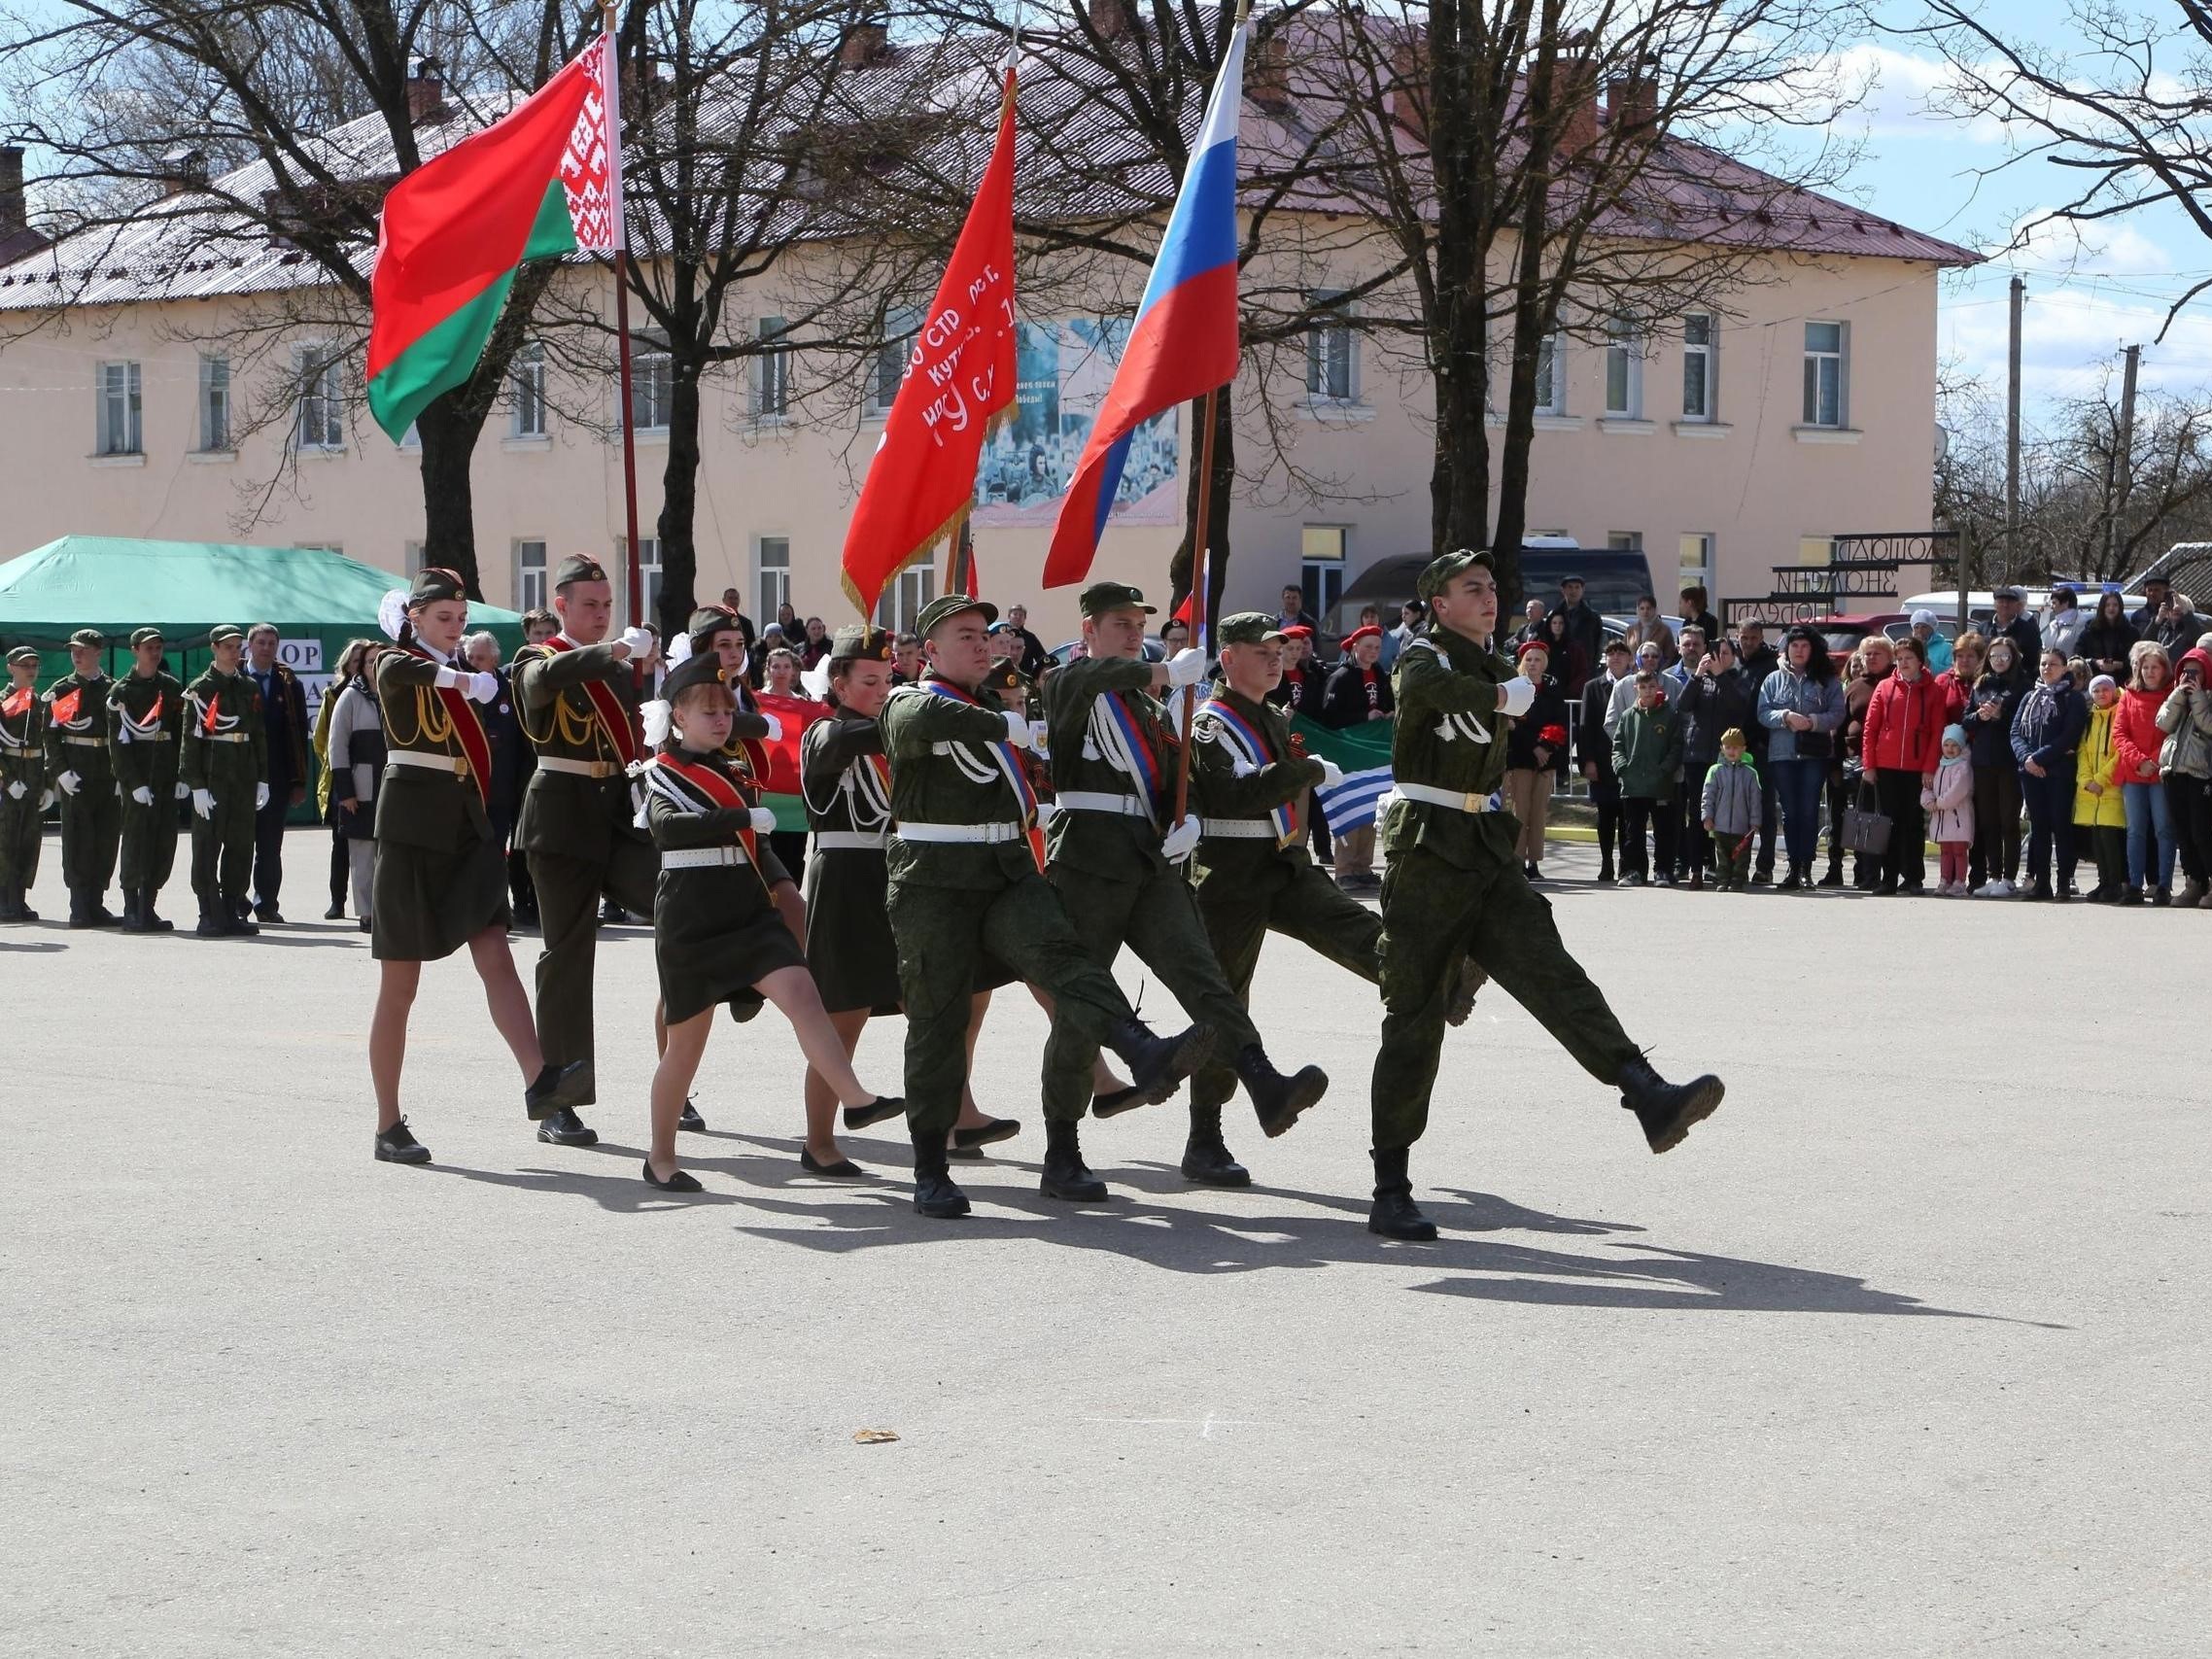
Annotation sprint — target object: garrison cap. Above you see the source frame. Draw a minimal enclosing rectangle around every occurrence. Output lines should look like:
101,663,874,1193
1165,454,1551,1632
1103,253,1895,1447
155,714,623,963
7,644,38,666
828,625,895,664
127,627,165,648
980,659,1027,695
659,650,733,705
1416,547,1494,601
685,604,746,654
407,566,468,606
1079,580,1156,617
1216,612,1286,646
66,628,106,649
915,594,998,638
554,553,608,589
208,623,247,644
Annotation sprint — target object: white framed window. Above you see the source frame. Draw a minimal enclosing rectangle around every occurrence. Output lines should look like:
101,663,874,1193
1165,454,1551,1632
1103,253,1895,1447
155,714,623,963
874,563,935,633
511,340,546,437
756,536,791,622
631,331,672,432
1678,533,1714,595
1533,334,1563,415
196,355,230,452
870,308,919,416
753,317,791,420
293,345,344,450
515,539,547,611
1680,313,1715,421
1300,525,1348,617
621,536,663,629
1802,322,1846,428
1604,319,1641,418
402,540,423,574
96,361,142,455
1306,294,1357,402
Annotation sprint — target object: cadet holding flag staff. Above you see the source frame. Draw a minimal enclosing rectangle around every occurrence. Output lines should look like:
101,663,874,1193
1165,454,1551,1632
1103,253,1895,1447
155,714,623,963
1,644,47,922
181,626,268,938
45,628,122,927
1366,549,1726,1242
108,626,186,933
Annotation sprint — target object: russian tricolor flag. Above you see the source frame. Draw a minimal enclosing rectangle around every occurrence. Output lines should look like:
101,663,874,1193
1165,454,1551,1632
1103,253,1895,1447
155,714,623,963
1044,22,1245,589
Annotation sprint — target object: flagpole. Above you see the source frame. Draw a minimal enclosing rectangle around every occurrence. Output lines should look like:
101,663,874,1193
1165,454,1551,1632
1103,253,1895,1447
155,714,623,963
1172,384,1221,828
603,0,645,630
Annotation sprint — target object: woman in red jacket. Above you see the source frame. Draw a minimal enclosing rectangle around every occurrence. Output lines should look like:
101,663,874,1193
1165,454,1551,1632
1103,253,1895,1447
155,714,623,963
2114,639,2180,902
1861,635,1948,893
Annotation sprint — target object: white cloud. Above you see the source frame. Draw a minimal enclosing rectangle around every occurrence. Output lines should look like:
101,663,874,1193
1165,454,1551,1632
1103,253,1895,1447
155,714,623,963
1824,44,2010,144
1942,278,2212,406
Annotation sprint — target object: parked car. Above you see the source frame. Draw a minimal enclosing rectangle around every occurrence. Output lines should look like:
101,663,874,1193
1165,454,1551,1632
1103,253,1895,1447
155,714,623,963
1328,541,1656,639
1804,612,1910,673
1047,637,1166,670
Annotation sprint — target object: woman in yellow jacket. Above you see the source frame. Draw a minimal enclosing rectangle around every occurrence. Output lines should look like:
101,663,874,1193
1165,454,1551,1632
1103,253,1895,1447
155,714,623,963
2074,673,2128,900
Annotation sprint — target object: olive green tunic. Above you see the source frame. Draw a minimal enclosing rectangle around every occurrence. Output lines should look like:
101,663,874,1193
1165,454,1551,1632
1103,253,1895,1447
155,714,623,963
0,683,46,897
180,666,267,915
44,670,121,895
109,668,185,894
368,646,508,961
644,747,807,1024
799,710,901,1016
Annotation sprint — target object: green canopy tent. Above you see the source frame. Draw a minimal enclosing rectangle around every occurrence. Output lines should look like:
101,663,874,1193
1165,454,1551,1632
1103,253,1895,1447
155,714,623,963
0,537,526,819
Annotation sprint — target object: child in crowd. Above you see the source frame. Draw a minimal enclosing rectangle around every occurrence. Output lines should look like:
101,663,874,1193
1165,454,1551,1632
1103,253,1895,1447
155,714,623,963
1700,727,1761,890
1928,724,1976,895
2074,674,2129,902
1611,671,1683,887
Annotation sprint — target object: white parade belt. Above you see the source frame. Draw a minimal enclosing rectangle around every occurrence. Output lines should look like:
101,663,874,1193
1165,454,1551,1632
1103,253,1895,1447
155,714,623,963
61,734,108,746
896,820,1025,845
1057,790,1150,817
199,732,252,744
2,743,34,757
663,845,747,870
388,748,471,778
1200,818,1279,840
813,829,887,851
536,755,619,778
1395,781,1496,813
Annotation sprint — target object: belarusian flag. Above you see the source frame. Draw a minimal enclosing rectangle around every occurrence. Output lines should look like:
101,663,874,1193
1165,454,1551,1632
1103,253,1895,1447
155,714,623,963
367,37,623,441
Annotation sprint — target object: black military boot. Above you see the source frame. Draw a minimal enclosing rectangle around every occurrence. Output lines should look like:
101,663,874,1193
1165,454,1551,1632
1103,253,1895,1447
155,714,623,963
224,896,259,936
141,889,173,932
0,882,19,922
194,902,226,938
1236,1045,1329,1139
67,888,96,929
536,1105,599,1147
119,889,147,932
1098,1017,1218,1116
16,882,38,922
1618,1054,1726,1154
910,1127,972,1220
1179,1103,1251,1188
1367,1148,1437,1241
1040,1116,1109,1202
374,1118,432,1165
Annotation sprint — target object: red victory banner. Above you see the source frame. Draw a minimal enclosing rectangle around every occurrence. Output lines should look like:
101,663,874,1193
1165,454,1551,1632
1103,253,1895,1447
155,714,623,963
840,62,1019,617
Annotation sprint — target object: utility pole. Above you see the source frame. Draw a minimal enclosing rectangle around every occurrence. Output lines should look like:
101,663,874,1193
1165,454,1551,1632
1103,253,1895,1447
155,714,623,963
2105,342,2141,571
2005,274,2023,587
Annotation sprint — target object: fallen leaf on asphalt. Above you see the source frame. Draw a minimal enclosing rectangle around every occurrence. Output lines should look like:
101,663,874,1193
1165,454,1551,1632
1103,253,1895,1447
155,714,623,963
852,1429,900,1444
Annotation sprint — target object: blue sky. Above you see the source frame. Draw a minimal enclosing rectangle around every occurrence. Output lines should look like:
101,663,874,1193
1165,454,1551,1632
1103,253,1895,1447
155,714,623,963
1817,1,2212,415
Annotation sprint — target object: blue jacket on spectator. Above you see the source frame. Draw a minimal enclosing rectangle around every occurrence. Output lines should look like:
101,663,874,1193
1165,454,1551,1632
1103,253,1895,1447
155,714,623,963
1755,667,1847,762
2012,672,2087,771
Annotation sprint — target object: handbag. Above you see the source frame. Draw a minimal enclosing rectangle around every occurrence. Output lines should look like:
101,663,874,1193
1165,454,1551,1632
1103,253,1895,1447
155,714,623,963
1794,728,1831,760
1842,804,1892,854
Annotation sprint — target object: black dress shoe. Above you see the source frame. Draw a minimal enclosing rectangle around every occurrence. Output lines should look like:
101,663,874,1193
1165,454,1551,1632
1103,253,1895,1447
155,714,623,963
523,1059,590,1120
1089,1083,1143,1117
1618,1056,1725,1154
254,904,284,924
641,1158,704,1192
842,1094,906,1130
1367,1148,1436,1240
1180,1106,1251,1188
599,900,629,924
324,901,345,920
359,917,372,932
800,1148,869,1178
1235,1045,1328,1138
1040,1118,1108,1201
1102,1017,1217,1113
374,1119,432,1164
677,1099,707,1133
950,1117,1020,1153
536,1106,600,1147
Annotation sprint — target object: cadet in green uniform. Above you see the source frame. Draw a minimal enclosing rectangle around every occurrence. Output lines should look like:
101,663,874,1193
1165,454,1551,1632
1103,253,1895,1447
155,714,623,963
44,627,122,927
510,554,661,1147
1039,582,1327,1199
638,650,902,1193
0,644,47,921
1367,549,1726,1240
881,594,1214,1219
1185,613,1486,1186
364,568,576,1166
181,624,269,937
108,626,186,933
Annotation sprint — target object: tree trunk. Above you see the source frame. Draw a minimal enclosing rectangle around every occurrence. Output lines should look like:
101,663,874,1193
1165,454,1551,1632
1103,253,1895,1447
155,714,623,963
414,395,488,599
1427,0,1496,558
656,358,706,638
1169,388,1235,630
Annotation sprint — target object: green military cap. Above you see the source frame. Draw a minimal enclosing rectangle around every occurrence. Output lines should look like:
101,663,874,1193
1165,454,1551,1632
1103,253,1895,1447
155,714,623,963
127,626,164,649
554,553,608,589
659,649,731,704
66,628,106,649
979,659,1027,695
914,594,998,638
828,624,895,663
407,566,467,606
208,623,247,644
1078,579,1156,616
6,644,38,666
1216,612,1286,646
1416,546,1495,601
685,604,745,654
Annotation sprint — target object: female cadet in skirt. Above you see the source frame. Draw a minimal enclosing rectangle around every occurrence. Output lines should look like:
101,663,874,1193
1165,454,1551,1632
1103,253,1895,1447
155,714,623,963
639,650,902,1192
367,569,575,1164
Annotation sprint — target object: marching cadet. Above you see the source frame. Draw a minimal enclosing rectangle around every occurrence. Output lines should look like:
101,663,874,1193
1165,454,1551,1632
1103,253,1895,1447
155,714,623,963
1184,613,1486,1186
0,644,47,921
1366,548,1726,1241
1038,581,1328,1198
881,593,1214,1220
181,625,269,937
108,626,186,933
363,569,578,1165
510,554,659,1148
43,627,122,927
638,650,903,1193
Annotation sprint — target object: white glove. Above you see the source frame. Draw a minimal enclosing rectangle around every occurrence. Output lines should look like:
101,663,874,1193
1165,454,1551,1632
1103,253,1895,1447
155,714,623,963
1315,757,1345,789
255,782,270,810
56,770,80,796
467,671,500,704
760,711,783,743
1160,816,1202,862
191,788,213,819
432,665,467,690
4,779,22,800
1164,646,1208,688
1499,677,1537,717
175,780,190,800
37,789,52,812
748,807,777,835
1033,799,1059,827
616,626,655,659
1001,710,1034,749
131,785,153,806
